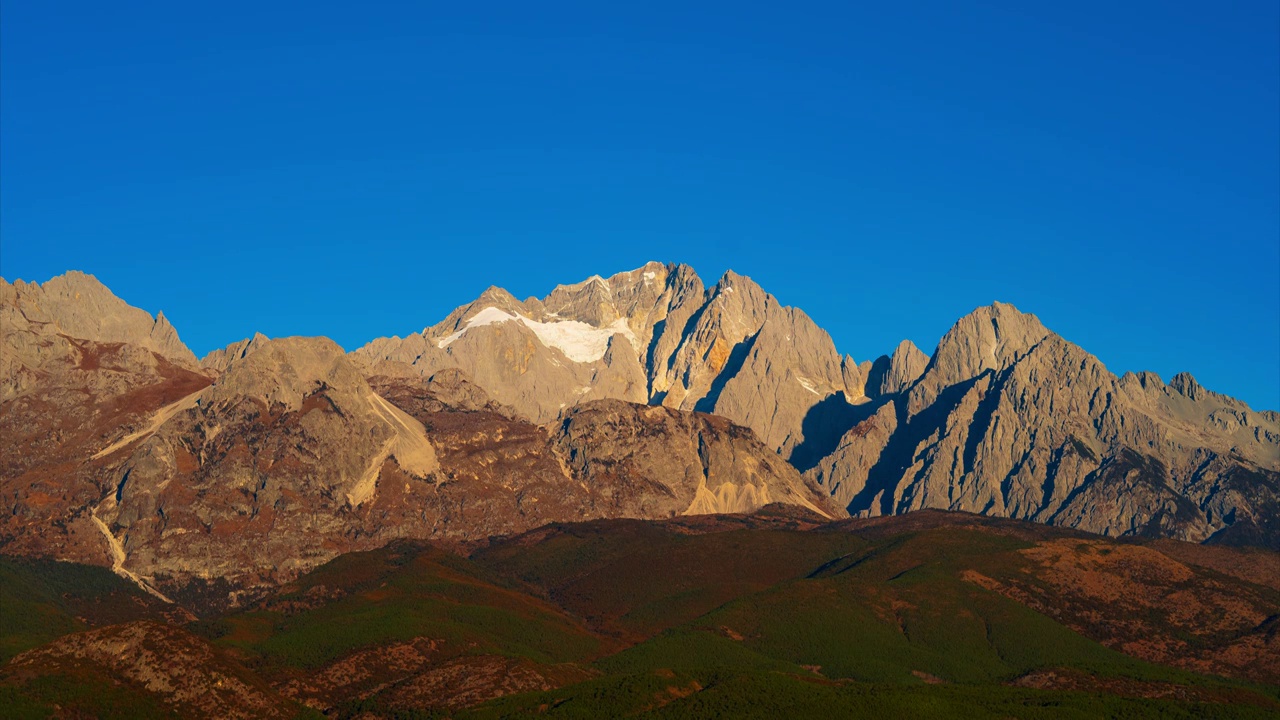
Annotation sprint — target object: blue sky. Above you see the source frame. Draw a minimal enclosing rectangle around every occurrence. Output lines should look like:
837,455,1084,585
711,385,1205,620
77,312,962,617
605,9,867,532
3,1,1277,409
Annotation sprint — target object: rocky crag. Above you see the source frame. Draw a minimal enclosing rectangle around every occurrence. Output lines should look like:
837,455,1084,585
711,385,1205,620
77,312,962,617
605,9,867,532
1,272,833,603
2,265,1277,606
808,302,1280,547
354,262,867,465
359,263,1280,548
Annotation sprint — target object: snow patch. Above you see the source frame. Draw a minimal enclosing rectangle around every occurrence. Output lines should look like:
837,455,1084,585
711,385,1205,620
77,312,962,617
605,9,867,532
435,306,520,348
437,307,639,363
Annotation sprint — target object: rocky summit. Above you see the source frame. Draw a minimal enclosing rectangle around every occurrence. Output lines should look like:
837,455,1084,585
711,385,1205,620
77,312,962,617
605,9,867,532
1,266,1278,608
357,263,1279,546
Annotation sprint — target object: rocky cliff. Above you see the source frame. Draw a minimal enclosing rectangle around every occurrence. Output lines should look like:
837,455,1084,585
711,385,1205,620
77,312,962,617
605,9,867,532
355,262,868,466
357,267,1278,547
1,272,199,402
1,272,831,602
2,267,1277,608
808,302,1280,547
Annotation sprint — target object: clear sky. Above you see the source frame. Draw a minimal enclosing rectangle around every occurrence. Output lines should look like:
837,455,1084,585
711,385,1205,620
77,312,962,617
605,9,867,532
2,1,1277,410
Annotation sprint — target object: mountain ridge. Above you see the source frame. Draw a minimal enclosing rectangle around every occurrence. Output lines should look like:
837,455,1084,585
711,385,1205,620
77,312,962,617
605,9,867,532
2,265,1277,607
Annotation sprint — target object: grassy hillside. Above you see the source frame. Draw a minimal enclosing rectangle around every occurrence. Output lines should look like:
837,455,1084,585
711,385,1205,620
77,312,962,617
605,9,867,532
472,517,870,640
454,512,1280,717
0,556,176,662
197,541,606,670
465,670,1277,720
3,511,1278,718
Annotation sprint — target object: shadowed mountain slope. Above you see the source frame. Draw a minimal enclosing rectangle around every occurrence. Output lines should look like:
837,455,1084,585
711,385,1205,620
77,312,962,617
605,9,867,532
808,302,1280,547
4,512,1277,718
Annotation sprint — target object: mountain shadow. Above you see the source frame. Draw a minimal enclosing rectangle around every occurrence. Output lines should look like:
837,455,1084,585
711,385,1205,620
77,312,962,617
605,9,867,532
845,376,984,516
789,392,879,473
863,354,892,398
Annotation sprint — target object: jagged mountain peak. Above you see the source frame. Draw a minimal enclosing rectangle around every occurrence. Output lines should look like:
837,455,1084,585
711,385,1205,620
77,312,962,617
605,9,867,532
3,265,1279,618
355,263,715,422
907,301,1052,414
708,268,767,300
1120,370,1165,390
21,269,112,296
547,260,675,294
811,295,1279,546
944,301,1051,354
477,284,522,304
427,263,690,340
357,263,869,458
867,339,930,397
431,286,528,336
1118,369,1252,411
204,335,368,412
200,331,270,372
2,270,198,368
1169,371,1208,401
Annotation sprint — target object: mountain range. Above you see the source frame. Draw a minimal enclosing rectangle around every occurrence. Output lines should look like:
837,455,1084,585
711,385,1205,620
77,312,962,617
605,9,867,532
3,263,1279,717
2,263,1277,605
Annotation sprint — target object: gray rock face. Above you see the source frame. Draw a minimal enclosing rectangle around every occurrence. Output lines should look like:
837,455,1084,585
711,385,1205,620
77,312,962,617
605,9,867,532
354,263,703,423
356,271,1279,548
355,263,865,466
808,400,899,510
4,268,1279,603
0,274,216,580
89,353,826,596
88,336,441,588
2,280,834,600
867,340,929,397
200,332,270,372
905,302,1050,416
1,272,200,401
552,400,837,519
412,368,514,415
806,302,1280,547
657,271,857,466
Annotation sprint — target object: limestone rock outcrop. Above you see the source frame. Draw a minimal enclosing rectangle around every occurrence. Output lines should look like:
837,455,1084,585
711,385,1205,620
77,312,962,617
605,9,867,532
1,272,200,401
806,302,1280,547
200,331,270,372
867,339,929,397
2,272,197,365
2,276,836,601
552,400,835,519
0,273,215,570
91,337,443,585
3,269,1278,607
355,263,867,466
354,263,699,423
